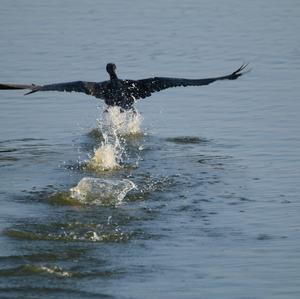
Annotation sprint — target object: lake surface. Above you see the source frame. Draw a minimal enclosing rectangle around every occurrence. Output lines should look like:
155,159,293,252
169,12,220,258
0,1,300,298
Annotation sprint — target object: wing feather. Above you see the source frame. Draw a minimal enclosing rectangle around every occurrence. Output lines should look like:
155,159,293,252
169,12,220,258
123,64,248,100
0,80,107,99
0,83,39,90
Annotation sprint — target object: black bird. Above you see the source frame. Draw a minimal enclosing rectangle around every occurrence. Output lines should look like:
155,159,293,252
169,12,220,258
0,63,248,111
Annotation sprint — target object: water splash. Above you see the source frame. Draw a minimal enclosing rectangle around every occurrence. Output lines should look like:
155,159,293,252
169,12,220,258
5,223,132,243
103,106,143,137
87,107,142,171
0,264,72,278
70,177,136,205
88,143,120,171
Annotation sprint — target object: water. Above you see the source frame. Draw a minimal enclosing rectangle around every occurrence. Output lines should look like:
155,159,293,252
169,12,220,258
0,0,300,298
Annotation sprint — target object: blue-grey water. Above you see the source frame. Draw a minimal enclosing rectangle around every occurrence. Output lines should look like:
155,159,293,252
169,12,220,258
0,1,300,298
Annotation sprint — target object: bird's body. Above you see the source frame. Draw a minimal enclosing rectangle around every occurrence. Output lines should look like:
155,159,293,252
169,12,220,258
0,63,248,111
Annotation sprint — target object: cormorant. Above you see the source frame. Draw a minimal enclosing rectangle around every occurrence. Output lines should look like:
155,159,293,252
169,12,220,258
0,63,248,111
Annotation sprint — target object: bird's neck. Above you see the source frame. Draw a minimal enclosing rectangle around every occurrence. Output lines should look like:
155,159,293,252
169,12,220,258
110,72,118,80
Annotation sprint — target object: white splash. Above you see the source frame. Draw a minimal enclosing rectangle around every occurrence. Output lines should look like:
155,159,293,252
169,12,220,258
88,106,142,171
88,143,120,171
104,106,142,137
70,177,136,205
39,266,71,278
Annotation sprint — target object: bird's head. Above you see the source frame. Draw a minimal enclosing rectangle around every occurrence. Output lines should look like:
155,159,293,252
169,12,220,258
106,63,117,76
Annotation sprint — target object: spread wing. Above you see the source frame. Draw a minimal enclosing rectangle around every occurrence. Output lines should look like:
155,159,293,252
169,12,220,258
0,80,107,99
123,64,248,100
0,83,38,90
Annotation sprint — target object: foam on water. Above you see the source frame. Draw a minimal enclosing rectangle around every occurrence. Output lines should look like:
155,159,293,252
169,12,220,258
87,107,142,171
